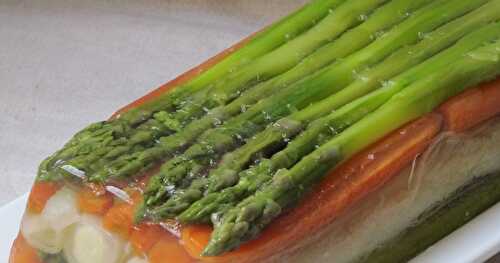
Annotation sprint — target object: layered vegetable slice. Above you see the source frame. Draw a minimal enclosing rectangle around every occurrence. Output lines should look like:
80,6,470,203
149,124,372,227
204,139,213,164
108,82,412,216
10,0,500,262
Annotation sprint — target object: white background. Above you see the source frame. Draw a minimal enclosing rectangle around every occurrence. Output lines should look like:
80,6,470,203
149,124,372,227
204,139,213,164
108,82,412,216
0,0,307,206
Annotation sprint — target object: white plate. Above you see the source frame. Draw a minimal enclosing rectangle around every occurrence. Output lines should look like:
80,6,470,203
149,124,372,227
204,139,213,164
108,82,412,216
0,193,28,262
410,201,500,263
1,193,499,262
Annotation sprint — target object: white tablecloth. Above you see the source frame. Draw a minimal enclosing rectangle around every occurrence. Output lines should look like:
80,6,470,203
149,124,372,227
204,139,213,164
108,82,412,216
0,0,307,206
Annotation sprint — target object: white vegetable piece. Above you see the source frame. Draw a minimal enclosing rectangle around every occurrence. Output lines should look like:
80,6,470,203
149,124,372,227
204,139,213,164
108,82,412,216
21,187,80,253
63,215,126,263
42,187,80,231
21,213,65,254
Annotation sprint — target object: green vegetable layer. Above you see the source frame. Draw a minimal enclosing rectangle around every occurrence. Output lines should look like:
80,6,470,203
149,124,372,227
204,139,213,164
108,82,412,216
361,171,500,263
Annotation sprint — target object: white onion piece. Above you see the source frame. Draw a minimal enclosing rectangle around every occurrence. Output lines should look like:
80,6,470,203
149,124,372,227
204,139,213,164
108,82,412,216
41,187,80,231
21,187,80,253
64,215,126,263
127,257,148,263
21,212,65,254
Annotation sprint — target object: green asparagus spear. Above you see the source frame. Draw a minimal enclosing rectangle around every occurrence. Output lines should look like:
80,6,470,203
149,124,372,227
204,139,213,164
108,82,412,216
37,0,344,181
170,0,390,122
44,0,460,183
39,0,387,182
126,0,387,129
254,0,433,98
142,0,487,209
203,38,500,256
121,0,348,124
115,0,388,160
89,0,431,184
37,111,182,181
37,119,133,181
174,19,500,222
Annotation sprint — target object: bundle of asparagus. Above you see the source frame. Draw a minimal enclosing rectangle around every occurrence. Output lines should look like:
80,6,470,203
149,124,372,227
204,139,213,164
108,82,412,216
10,0,500,262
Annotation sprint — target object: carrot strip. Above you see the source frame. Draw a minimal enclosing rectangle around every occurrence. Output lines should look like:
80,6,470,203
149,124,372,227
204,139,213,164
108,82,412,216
77,186,114,216
130,223,166,254
9,234,41,263
149,235,195,263
439,78,500,133
111,31,258,118
268,114,442,248
27,182,61,214
182,114,442,263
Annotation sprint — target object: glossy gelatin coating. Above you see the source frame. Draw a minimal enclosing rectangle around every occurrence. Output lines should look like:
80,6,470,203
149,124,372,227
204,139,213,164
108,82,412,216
9,0,500,262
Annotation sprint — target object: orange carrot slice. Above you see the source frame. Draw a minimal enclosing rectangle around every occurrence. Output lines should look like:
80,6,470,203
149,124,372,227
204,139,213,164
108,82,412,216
102,189,143,239
27,182,61,214
182,224,212,260
77,186,114,216
149,235,195,263
102,202,135,239
9,234,41,263
439,78,500,133
130,223,166,254
182,114,442,263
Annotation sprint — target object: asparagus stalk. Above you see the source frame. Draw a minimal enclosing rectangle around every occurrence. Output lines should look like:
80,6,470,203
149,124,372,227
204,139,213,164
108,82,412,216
89,0,430,183
119,0,389,153
37,0,343,181
121,0,349,124
175,0,388,112
128,0,386,128
37,120,132,181
37,113,179,181
256,0,433,97
142,0,488,210
172,0,484,126
203,38,500,256
42,0,469,183
220,5,500,184
174,20,500,222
